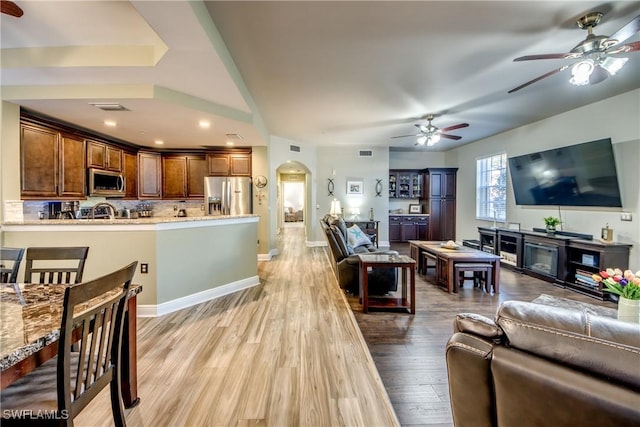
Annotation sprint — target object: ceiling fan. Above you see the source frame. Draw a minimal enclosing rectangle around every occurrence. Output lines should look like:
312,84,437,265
508,12,640,93
1,0,23,17
391,114,469,146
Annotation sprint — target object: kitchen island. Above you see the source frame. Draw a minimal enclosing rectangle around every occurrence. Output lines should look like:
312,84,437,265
1,215,259,317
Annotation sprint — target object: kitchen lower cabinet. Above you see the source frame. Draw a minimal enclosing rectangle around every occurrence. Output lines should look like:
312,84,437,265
389,215,429,242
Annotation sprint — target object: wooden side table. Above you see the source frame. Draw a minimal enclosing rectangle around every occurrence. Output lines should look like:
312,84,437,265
357,253,416,314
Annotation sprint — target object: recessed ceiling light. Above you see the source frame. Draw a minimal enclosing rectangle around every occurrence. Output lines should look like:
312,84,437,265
104,120,117,127
225,141,235,146
199,120,210,129
154,140,164,145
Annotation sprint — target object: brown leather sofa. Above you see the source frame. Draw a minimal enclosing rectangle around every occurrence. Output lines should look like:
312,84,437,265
446,300,640,427
320,214,397,295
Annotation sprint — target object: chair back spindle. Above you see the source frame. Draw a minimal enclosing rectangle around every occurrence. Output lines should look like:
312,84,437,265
24,247,89,285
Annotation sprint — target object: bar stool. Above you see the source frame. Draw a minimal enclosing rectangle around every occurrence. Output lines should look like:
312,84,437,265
454,263,494,293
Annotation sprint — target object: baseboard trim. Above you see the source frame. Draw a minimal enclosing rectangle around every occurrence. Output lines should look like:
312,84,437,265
258,248,279,261
137,275,260,317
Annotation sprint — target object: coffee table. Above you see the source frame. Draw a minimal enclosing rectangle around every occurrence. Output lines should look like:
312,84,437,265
357,253,416,314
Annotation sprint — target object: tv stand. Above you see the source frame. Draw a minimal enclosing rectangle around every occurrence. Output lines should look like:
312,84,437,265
477,227,631,300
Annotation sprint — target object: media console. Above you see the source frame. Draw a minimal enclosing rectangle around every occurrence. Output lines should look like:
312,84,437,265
477,226,632,300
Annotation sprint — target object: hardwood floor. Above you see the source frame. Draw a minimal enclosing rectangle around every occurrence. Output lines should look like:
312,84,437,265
74,229,616,426
349,242,617,426
75,225,399,426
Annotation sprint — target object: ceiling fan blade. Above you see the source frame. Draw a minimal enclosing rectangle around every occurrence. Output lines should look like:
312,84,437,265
606,40,640,55
441,123,469,132
606,14,640,46
391,133,421,139
1,1,23,17
440,134,462,140
507,64,571,94
513,53,575,62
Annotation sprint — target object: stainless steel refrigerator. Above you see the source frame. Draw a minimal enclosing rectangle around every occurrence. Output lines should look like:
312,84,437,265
205,176,252,215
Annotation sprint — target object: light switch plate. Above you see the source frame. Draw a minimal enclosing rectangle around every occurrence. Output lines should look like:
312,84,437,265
621,212,632,221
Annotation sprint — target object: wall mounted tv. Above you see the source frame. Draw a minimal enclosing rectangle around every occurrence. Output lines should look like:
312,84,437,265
508,138,622,207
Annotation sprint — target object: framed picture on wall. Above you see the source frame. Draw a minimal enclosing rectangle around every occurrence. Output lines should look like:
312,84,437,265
347,180,364,195
409,204,422,214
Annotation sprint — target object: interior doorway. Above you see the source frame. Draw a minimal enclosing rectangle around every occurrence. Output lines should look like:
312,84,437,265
282,180,305,226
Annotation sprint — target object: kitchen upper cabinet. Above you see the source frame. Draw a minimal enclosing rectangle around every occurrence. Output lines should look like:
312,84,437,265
425,168,457,199
20,124,86,199
162,154,206,199
207,152,251,176
138,151,162,199
87,140,122,172
59,135,86,197
123,151,138,199
389,170,422,198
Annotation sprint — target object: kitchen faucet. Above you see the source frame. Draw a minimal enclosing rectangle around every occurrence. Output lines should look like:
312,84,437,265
90,202,117,219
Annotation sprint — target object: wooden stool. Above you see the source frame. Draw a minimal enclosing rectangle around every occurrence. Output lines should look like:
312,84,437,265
454,263,494,293
421,251,437,275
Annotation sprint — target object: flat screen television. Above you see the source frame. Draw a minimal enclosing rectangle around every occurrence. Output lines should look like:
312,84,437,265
508,138,622,207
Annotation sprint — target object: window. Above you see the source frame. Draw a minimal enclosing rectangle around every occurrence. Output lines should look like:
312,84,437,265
476,153,507,221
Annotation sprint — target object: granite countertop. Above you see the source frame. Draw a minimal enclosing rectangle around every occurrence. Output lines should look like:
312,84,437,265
0,284,142,371
3,214,258,226
388,213,430,216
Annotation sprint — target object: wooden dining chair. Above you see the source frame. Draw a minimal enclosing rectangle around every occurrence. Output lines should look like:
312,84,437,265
0,261,138,427
24,246,89,284
0,247,25,283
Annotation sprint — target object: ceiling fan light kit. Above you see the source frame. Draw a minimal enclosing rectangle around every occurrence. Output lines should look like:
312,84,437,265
392,114,468,147
509,11,640,92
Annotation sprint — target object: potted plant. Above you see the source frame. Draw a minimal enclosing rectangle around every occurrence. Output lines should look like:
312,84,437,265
543,216,561,233
592,269,640,323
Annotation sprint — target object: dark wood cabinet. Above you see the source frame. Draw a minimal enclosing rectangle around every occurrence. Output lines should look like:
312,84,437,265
207,152,251,176
138,151,161,199
389,216,402,242
20,124,86,199
565,240,631,300
162,154,206,199
389,215,429,242
123,151,138,199
422,168,457,241
59,135,86,198
87,140,122,172
389,170,422,198
415,216,429,240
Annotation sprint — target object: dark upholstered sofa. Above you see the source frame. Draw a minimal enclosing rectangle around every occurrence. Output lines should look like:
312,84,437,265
320,214,397,295
446,300,640,427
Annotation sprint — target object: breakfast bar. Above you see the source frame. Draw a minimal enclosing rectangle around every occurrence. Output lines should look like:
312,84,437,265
1,215,260,317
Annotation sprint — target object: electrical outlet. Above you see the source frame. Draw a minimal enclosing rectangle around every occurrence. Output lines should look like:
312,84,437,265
140,263,148,274
621,212,632,221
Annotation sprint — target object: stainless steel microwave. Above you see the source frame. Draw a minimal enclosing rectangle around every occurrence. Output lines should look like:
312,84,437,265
88,168,125,197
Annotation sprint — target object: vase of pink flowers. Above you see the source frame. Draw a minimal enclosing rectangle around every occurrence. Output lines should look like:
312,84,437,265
592,268,640,324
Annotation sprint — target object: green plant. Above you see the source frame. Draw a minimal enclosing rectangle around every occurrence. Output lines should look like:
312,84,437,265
543,216,561,227
592,269,640,300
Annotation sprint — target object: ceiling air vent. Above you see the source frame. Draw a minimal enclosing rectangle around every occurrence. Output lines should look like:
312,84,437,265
289,145,301,153
89,103,129,111
225,133,244,141
358,149,374,157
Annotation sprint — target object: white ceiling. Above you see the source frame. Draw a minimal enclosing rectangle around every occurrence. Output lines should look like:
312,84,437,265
2,1,639,152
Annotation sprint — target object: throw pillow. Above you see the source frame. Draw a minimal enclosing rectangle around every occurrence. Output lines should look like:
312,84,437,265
347,224,372,248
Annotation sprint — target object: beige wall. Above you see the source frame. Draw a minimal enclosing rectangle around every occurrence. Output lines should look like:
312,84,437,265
452,89,640,267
